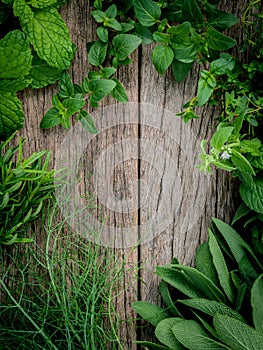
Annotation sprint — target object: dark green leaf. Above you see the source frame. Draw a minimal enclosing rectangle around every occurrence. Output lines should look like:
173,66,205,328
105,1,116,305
210,126,234,151
62,98,85,118
168,22,191,43
210,54,235,76
206,8,238,31
100,67,116,78
172,42,197,63
214,314,263,350
155,318,187,349
88,40,108,66
132,301,170,327
251,275,263,333
0,30,32,79
112,34,142,60
153,32,171,43
182,0,204,26
206,26,236,51
172,59,193,81
96,26,108,42
40,108,60,128
231,203,251,225
0,92,24,139
133,23,154,44
240,176,263,214
134,0,161,27
152,45,174,74
196,77,214,106
77,110,98,134
195,241,219,287
135,341,170,350
88,79,116,101
159,280,182,317
231,149,255,175
109,78,128,102
58,71,74,100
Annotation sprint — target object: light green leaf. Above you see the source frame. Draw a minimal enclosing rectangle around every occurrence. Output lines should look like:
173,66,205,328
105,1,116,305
91,10,105,23
179,299,243,321
155,318,186,349
196,77,214,106
113,34,142,60
172,319,230,349
27,0,58,8
231,149,255,175
88,40,108,66
134,0,161,27
15,0,74,69
132,301,170,327
208,229,235,302
62,98,85,118
152,45,174,74
206,26,236,50
210,126,234,152
109,78,128,102
0,92,24,139
251,275,263,333
58,71,75,100
96,26,108,42
27,55,62,89
0,30,32,79
40,108,60,128
153,32,171,43
105,4,117,18
214,314,263,350
77,110,98,134
88,79,116,102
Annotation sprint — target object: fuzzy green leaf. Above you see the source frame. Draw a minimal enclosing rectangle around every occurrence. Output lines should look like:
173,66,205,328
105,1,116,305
195,241,219,287
0,92,24,139
152,45,174,74
251,275,263,333
132,301,170,327
113,34,142,60
15,0,74,69
214,314,263,350
134,0,161,27
172,319,230,349
0,30,32,79
159,280,182,317
155,318,187,349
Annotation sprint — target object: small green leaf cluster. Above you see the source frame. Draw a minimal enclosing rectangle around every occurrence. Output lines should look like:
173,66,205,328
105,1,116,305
133,218,263,350
0,0,74,139
0,133,55,245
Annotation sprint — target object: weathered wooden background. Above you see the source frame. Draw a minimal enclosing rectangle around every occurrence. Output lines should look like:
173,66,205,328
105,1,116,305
14,0,248,348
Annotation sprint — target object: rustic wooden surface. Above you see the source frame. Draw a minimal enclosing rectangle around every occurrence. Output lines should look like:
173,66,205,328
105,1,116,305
7,0,249,348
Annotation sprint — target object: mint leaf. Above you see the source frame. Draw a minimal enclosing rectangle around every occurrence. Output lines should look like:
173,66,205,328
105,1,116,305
0,79,32,92
206,26,236,50
27,0,58,8
88,40,108,66
106,18,122,31
0,30,32,79
77,110,98,134
231,149,255,175
152,45,174,74
168,22,191,43
89,79,116,102
196,73,216,106
113,34,142,61
109,78,128,102
15,0,74,69
134,0,161,27
40,108,60,128
0,92,24,138
62,98,85,118
27,55,62,89
58,71,75,100
210,126,234,151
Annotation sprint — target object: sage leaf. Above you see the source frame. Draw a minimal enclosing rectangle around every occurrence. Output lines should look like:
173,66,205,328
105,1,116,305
135,341,170,349
214,314,263,350
132,301,170,327
172,319,230,349
155,318,186,349
152,45,174,74
251,275,263,333
195,241,219,287
134,0,161,27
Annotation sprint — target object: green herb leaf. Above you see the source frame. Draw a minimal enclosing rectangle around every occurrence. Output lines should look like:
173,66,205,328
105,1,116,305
210,126,234,152
0,92,24,138
206,8,238,31
155,318,186,349
210,54,235,76
15,0,74,69
109,78,128,102
133,23,154,44
152,45,174,74
112,34,142,60
159,280,182,317
134,0,161,27
197,71,216,106
182,0,204,26
168,22,191,43
88,40,108,66
77,110,98,134
132,301,170,327
172,319,229,349
135,341,170,350
89,79,116,102
0,30,32,79
206,26,236,50
195,241,219,287
172,59,193,81
214,314,263,350
240,176,263,214
105,4,117,18
251,275,263,333
231,149,255,175
62,98,85,118
96,26,108,42
58,71,75,100
0,79,32,92
40,108,60,128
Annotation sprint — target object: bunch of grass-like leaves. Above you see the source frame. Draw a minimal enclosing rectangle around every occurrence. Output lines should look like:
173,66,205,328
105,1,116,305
0,133,55,245
133,218,263,350
0,201,126,350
